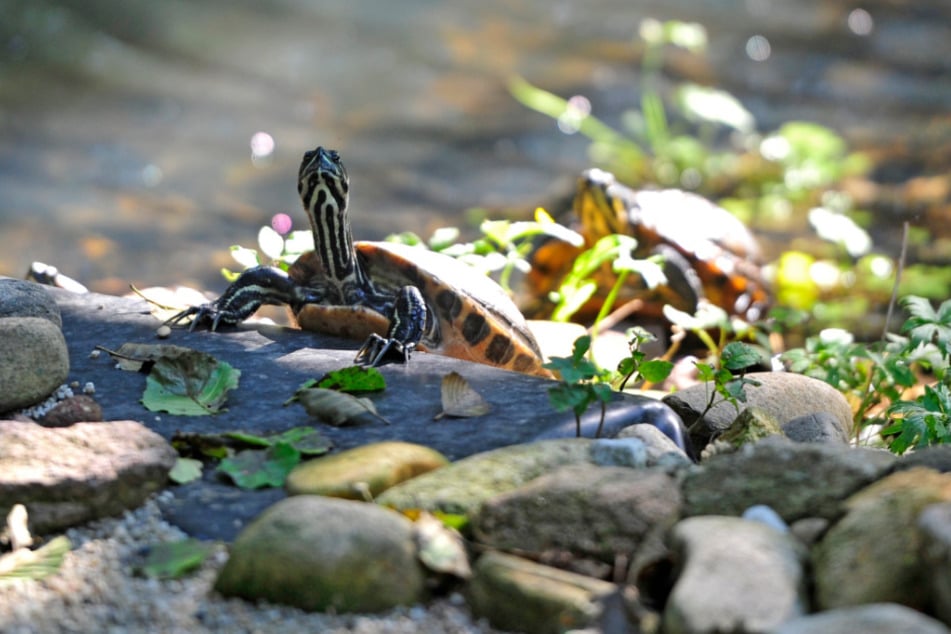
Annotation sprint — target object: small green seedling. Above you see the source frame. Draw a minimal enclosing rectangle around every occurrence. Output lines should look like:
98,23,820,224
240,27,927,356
544,335,614,437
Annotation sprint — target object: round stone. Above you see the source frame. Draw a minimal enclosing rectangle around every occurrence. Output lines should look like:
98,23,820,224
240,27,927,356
0,317,70,412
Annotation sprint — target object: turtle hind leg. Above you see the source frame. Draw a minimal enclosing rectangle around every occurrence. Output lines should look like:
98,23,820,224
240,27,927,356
354,285,428,367
166,266,317,331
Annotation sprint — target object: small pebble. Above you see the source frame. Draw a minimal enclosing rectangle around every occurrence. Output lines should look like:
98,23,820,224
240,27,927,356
156,325,172,339
89,349,101,359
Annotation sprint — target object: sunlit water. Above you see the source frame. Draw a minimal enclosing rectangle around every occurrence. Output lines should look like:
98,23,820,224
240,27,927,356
0,0,947,297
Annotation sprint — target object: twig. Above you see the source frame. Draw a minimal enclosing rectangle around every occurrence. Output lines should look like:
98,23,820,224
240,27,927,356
882,220,909,341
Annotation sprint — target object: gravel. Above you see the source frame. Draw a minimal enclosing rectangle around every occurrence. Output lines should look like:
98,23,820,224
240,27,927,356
0,492,499,633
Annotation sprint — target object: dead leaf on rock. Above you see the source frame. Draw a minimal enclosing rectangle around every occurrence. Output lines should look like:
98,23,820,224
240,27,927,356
298,388,390,426
413,512,472,579
435,371,491,420
101,343,196,372
141,350,241,416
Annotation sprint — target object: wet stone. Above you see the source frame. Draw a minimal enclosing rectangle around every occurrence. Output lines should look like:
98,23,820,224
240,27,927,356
216,495,426,613
0,278,62,327
285,441,449,499
0,420,177,533
0,317,70,412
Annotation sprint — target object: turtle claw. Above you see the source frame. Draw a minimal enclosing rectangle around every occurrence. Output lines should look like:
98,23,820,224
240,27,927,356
355,333,414,367
165,303,228,332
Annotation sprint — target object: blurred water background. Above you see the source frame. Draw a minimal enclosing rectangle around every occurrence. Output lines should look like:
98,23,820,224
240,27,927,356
0,0,948,297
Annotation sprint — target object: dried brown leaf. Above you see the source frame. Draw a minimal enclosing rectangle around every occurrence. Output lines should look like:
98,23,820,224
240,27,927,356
435,371,491,420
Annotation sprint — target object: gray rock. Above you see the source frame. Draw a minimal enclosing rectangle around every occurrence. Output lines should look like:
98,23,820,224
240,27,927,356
466,550,633,634
896,445,951,473
376,439,593,516
920,502,951,626
0,278,62,327
783,412,850,444
683,436,896,521
664,516,808,634
663,372,852,449
813,468,951,610
742,504,789,533
215,496,426,612
617,422,692,468
590,437,648,468
0,317,70,412
0,420,177,533
474,464,682,563
775,603,950,634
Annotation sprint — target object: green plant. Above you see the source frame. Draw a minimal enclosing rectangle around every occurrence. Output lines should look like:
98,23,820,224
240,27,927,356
687,341,763,433
544,335,614,437
616,326,673,391
881,297,951,452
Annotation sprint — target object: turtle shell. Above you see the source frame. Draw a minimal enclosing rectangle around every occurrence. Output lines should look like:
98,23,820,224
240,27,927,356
525,174,770,322
290,242,551,377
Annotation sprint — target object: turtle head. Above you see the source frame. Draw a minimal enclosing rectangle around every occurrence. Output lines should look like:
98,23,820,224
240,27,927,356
298,146,362,283
574,168,634,237
299,146,349,209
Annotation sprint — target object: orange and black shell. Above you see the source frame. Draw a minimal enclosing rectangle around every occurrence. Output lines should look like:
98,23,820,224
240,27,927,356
288,241,551,378
526,179,770,323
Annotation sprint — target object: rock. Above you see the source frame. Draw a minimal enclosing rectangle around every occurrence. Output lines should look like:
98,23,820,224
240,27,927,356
590,437,648,468
38,395,102,427
813,468,951,610
616,422,692,468
466,550,633,634
920,502,951,625
896,444,951,473
376,439,593,517
0,317,70,412
0,420,177,533
718,406,783,448
683,436,896,521
474,464,681,564
742,504,790,533
663,516,808,634
918,503,951,624
663,372,852,450
215,496,426,612
0,278,62,327
285,441,449,499
774,603,951,634
783,412,850,444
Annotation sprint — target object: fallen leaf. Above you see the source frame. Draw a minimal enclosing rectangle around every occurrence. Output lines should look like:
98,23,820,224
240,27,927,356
413,512,472,579
141,351,241,416
218,442,301,489
223,427,333,456
168,458,203,484
435,372,491,420
102,343,196,372
0,536,71,584
298,388,390,426
132,538,216,579
316,365,387,393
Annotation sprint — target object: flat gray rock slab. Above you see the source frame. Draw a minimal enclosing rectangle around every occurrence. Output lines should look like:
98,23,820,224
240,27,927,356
56,289,673,457
53,289,683,540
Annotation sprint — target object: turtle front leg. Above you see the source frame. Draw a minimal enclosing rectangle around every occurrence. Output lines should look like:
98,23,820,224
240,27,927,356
355,286,429,367
167,266,317,331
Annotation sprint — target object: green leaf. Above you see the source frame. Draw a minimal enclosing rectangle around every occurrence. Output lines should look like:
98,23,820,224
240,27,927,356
169,458,203,484
222,427,333,456
134,538,215,580
316,366,387,393
0,536,71,584
721,342,765,372
142,352,241,416
639,359,674,383
218,442,302,489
